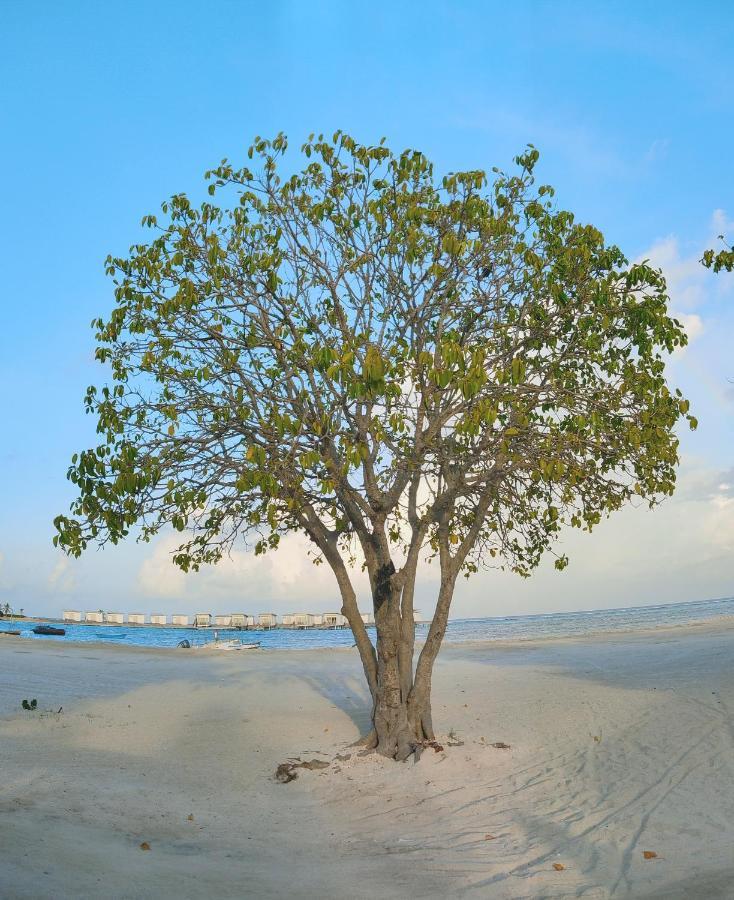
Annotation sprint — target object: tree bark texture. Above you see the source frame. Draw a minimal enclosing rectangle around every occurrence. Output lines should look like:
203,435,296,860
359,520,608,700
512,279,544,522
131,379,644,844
362,562,454,760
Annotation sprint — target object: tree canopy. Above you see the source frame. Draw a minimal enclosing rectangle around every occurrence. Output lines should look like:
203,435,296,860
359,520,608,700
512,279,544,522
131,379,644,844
54,132,694,758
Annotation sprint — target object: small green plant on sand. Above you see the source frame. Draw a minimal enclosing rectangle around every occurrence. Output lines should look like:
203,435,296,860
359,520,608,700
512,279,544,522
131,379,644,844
21,698,38,711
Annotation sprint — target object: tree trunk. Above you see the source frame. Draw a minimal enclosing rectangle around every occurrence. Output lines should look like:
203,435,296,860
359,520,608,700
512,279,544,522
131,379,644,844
319,523,455,761
369,623,437,758
370,561,438,759
410,570,456,743
372,630,422,759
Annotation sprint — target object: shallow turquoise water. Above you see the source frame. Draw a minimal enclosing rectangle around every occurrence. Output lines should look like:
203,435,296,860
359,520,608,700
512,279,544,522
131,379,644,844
2,595,733,649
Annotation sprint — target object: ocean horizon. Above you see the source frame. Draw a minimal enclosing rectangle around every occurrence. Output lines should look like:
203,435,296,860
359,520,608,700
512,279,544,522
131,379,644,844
4,594,734,650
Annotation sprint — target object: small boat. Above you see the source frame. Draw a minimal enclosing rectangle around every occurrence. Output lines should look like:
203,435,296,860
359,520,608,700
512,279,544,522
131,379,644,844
32,625,66,636
178,638,260,651
0,630,21,636
199,640,261,651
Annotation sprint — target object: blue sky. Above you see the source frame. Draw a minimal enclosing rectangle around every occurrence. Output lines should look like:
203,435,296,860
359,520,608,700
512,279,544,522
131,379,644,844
2,1,733,619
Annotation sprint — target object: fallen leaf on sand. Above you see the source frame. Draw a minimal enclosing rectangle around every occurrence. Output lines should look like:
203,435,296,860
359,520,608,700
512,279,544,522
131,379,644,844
275,758,329,782
139,842,151,851
275,763,298,783
300,759,330,770
187,814,194,822
484,834,496,841
553,863,565,871
642,851,658,860
491,742,511,750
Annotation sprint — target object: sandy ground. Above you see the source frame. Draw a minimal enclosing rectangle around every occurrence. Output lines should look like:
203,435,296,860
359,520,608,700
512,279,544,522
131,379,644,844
2,623,734,899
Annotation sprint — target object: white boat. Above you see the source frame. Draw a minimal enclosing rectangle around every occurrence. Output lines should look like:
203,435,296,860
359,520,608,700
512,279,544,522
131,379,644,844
197,639,261,651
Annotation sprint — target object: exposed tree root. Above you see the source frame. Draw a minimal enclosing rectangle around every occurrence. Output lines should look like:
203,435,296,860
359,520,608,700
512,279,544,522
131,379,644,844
350,728,378,750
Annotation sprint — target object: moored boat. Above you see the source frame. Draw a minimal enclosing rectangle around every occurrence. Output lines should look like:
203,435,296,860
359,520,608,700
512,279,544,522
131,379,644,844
197,639,261,651
32,625,66,636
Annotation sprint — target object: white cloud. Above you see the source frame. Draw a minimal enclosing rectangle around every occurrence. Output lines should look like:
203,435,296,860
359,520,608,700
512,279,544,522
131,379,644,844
137,539,187,599
48,555,76,594
637,210,734,352
676,312,704,343
128,458,734,624
137,531,371,613
711,208,734,243
641,234,707,311
450,460,734,618
6,459,734,623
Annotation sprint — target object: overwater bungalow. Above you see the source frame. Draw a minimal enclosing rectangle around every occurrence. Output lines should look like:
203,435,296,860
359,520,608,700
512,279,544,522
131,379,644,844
150,614,167,625
230,613,248,628
360,612,374,625
171,614,190,626
293,613,315,628
323,613,348,628
281,614,295,627
214,614,232,627
128,613,146,625
245,615,256,628
106,612,124,625
312,614,324,626
63,610,82,622
85,611,104,624
194,613,212,628
258,612,277,629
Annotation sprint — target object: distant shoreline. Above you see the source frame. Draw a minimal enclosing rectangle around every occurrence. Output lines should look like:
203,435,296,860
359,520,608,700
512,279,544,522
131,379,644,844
4,594,734,653
3,615,734,657
5,591,733,629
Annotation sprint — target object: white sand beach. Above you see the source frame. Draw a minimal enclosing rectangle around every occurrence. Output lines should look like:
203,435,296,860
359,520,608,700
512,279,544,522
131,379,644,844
2,623,734,899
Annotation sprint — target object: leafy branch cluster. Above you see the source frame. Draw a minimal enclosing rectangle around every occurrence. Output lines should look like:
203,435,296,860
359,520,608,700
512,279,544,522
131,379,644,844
702,239,734,274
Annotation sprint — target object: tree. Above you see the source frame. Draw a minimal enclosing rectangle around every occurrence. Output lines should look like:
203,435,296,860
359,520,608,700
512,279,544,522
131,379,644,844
702,240,734,273
54,133,694,759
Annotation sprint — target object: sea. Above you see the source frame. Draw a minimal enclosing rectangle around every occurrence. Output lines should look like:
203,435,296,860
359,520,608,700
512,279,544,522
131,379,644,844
3,595,734,650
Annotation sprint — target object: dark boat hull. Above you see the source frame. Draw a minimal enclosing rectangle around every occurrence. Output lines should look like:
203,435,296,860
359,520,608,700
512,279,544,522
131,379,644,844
32,625,66,636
